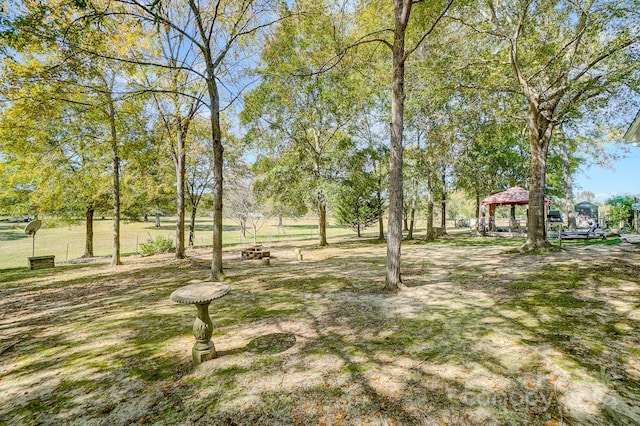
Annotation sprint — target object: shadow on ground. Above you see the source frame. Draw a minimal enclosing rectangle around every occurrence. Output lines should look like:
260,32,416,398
0,238,638,425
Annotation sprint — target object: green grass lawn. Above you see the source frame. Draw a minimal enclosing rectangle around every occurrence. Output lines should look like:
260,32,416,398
2,214,618,270
0,216,373,269
0,235,637,425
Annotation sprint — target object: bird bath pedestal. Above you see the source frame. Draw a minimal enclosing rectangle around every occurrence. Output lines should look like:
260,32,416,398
170,282,230,364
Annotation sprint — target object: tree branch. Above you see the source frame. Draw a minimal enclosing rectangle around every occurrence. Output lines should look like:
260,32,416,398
403,0,455,61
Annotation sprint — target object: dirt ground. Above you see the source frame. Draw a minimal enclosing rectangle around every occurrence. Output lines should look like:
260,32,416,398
0,234,639,425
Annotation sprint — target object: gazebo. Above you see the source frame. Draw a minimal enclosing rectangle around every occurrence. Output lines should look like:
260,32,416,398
481,186,549,232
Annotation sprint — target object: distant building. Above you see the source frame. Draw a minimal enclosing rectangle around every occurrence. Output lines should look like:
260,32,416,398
575,201,598,227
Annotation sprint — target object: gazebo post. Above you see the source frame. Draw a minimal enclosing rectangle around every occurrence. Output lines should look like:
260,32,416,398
489,204,496,231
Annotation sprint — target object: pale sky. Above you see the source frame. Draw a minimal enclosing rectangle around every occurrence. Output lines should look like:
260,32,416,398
574,145,640,203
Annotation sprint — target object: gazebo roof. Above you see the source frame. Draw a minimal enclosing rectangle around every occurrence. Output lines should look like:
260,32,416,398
623,109,640,143
481,186,549,206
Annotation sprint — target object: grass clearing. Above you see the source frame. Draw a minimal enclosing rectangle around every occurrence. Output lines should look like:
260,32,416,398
0,234,638,425
0,216,365,269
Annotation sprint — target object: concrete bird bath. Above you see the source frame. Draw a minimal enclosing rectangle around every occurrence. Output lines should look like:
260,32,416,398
170,282,230,364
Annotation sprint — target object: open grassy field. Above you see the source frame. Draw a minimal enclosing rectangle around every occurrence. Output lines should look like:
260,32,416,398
0,233,638,425
0,216,367,270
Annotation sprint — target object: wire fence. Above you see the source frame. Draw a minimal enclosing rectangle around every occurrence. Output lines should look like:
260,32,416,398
0,218,338,269
1,216,469,269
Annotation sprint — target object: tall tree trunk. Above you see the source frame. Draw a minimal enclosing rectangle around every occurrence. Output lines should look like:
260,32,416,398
318,192,328,246
190,0,224,280
507,33,557,250
524,105,553,250
83,204,94,258
253,223,257,246
377,178,384,240
407,206,416,240
189,202,197,247
211,129,224,279
311,135,328,247
403,213,409,231
175,129,187,259
385,0,452,285
440,169,447,235
357,223,361,238
385,1,410,290
425,174,434,241
108,98,121,267
475,191,480,229
111,151,121,266
204,75,224,280
407,178,417,240
426,198,434,242
559,141,577,231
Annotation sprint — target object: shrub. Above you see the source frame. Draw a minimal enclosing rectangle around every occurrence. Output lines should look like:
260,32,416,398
139,235,175,255
606,195,635,230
